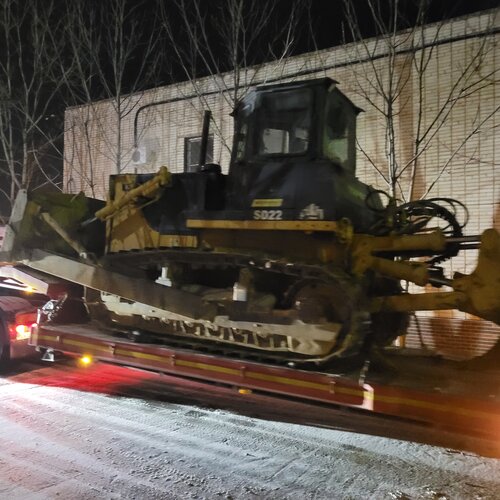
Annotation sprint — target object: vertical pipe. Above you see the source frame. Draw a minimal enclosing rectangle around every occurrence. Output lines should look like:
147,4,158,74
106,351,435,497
198,110,212,169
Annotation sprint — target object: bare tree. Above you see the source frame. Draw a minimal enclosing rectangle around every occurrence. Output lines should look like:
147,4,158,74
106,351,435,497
158,0,311,154
61,0,164,194
0,0,67,213
341,0,499,202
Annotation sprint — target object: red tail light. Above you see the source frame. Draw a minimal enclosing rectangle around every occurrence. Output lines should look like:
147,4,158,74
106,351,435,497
9,311,38,341
11,324,31,340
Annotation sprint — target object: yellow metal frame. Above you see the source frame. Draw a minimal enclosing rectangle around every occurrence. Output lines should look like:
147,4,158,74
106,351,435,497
186,219,339,232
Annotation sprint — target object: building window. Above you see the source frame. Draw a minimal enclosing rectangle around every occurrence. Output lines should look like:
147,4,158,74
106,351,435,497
184,135,214,172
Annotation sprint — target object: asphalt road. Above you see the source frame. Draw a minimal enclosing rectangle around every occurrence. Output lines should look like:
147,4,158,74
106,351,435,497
1,358,499,499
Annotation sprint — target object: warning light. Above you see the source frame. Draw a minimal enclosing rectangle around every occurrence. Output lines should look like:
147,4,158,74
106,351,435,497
80,355,93,366
238,388,252,395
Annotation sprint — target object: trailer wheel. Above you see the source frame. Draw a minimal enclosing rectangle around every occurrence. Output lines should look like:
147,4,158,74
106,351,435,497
0,336,10,372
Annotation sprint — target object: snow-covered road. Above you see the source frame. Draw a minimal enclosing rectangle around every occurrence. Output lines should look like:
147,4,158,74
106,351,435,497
1,361,499,499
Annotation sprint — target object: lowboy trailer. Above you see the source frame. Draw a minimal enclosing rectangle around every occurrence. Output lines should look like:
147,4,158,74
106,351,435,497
30,321,500,452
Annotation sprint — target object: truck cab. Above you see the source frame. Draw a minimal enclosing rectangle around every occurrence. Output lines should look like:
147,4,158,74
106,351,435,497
0,279,44,368
0,257,60,368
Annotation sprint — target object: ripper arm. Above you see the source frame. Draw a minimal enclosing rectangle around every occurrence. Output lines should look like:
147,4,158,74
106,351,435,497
353,229,500,325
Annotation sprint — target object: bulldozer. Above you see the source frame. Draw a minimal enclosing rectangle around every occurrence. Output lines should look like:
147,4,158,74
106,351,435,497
2,77,499,365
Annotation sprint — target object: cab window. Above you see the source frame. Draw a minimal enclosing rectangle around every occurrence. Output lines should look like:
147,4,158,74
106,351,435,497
255,89,312,156
323,91,356,171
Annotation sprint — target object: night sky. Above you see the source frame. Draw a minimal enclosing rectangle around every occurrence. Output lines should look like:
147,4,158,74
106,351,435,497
157,0,500,85
291,0,499,57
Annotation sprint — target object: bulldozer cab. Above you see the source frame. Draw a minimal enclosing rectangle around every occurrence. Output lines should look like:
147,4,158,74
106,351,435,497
224,77,373,229
230,77,360,168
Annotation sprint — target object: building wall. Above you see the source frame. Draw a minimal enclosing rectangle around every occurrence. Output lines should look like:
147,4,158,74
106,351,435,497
63,10,500,359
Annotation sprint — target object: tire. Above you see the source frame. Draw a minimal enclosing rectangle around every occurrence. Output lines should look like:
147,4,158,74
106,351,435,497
0,338,11,373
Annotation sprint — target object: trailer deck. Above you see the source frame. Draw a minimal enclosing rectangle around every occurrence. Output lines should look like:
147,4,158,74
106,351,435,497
31,322,500,444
